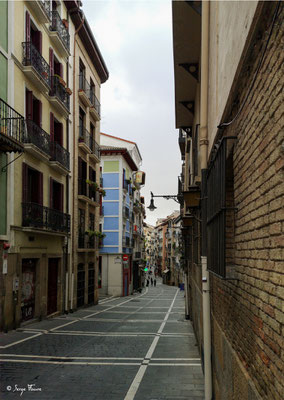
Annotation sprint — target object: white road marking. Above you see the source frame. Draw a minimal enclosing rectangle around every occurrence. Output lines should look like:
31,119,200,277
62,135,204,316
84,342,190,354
0,359,141,366
124,289,180,400
0,354,143,360
0,333,42,349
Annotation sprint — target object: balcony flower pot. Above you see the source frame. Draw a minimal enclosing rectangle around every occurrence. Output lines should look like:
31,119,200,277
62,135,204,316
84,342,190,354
85,229,95,237
54,74,66,88
42,71,49,79
62,19,69,29
65,87,72,95
86,179,98,190
98,188,106,197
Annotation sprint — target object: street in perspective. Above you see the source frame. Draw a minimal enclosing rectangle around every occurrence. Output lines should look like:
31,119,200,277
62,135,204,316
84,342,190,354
0,280,204,399
0,0,283,400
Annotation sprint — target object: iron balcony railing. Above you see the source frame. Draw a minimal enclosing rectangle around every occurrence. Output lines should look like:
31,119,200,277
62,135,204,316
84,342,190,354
0,98,24,146
123,237,130,247
50,11,70,51
22,42,50,88
24,119,50,156
22,202,70,233
89,90,101,117
123,206,130,219
39,0,51,17
79,75,90,93
50,76,70,111
78,126,100,159
50,141,70,170
89,186,100,203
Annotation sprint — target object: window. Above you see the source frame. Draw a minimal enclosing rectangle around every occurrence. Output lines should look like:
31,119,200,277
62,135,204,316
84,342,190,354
25,12,42,54
79,59,86,90
26,89,42,127
50,112,63,146
79,107,85,139
206,137,236,278
22,163,43,205
50,178,63,212
78,157,87,196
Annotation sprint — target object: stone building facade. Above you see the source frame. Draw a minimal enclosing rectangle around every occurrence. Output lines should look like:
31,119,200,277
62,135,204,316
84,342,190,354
173,1,283,399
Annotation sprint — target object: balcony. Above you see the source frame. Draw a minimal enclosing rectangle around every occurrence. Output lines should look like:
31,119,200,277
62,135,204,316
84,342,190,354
78,179,100,206
28,1,50,23
22,202,70,234
0,98,24,153
23,120,50,161
78,126,100,162
122,236,130,247
49,11,70,57
88,185,100,205
22,42,51,93
49,76,70,117
89,91,101,121
123,206,130,219
50,141,70,174
78,76,92,108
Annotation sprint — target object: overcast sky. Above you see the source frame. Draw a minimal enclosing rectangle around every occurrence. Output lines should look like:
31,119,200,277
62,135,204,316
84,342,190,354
83,0,181,226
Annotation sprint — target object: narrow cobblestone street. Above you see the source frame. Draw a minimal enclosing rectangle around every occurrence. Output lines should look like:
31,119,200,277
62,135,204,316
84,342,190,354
0,280,204,400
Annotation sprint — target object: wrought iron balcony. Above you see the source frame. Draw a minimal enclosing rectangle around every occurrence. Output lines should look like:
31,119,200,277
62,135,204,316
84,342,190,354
78,126,100,159
50,141,70,170
22,42,50,88
89,186,100,203
0,98,24,152
89,90,101,117
22,202,70,233
50,11,70,52
29,1,50,23
79,75,90,93
23,119,50,157
123,206,130,219
123,237,130,247
50,76,70,111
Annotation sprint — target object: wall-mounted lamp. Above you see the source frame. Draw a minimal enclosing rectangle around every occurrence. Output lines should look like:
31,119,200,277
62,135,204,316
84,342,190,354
147,191,179,212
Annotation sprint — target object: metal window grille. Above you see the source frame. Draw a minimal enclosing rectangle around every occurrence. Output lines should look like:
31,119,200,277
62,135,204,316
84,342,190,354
206,137,236,277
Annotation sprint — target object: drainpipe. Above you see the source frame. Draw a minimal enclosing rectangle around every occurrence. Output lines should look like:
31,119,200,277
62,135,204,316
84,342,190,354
71,11,85,310
200,2,212,400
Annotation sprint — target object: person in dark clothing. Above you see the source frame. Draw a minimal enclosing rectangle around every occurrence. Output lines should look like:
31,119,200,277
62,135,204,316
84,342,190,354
154,278,156,287
146,279,149,287
151,277,153,286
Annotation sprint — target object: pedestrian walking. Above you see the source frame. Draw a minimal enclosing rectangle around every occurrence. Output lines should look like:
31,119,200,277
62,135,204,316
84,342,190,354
151,277,153,286
154,278,156,287
146,279,149,287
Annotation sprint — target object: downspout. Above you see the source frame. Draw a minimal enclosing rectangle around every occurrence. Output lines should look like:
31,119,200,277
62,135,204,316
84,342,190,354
71,11,85,310
200,2,212,400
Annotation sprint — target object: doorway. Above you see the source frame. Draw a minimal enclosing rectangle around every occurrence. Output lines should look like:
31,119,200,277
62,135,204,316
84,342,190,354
47,258,59,315
21,259,37,321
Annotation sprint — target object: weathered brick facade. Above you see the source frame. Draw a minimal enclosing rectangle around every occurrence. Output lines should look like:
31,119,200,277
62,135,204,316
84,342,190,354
210,4,284,399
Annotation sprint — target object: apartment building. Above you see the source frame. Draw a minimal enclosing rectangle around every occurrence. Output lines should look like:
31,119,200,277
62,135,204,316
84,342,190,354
0,0,108,331
0,0,25,331
99,133,145,296
173,1,283,399
66,3,108,309
3,0,72,329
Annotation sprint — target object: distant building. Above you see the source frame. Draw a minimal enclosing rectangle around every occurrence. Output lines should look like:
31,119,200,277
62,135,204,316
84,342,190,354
99,133,145,296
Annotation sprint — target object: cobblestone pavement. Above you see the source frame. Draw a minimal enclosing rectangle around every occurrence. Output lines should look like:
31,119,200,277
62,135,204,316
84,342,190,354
0,280,204,400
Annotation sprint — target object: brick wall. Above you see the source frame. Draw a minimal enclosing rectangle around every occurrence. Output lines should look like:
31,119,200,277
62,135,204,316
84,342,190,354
211,3,284,399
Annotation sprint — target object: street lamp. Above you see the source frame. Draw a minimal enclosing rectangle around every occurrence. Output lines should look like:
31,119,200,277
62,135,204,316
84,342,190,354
147,191,180,211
